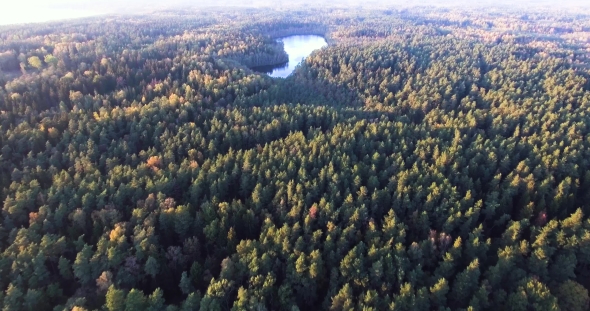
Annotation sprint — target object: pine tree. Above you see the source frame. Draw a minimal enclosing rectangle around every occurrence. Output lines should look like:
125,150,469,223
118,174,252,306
329,283,354,311
58,256,73,280
105,285,126,311
3,284,23,311
180,271,194,295
146,288,165,311
181,292,202,311
430,278,449,308
450,259,480,307
125,289,147,311
145,256,160,278
73,244,94,285
507,278,559,311
553,280,589,311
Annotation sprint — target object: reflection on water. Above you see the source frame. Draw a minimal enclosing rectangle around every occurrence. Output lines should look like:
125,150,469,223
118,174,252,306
252,62,289,75
253,35,327,78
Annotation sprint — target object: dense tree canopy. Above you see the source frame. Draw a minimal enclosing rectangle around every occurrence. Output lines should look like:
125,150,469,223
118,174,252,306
0,4,590,311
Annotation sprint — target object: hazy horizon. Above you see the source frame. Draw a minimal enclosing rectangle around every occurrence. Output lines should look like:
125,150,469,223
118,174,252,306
2,0,590,26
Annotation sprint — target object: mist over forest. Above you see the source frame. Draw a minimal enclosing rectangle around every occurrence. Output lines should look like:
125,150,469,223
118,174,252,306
2,0,590,26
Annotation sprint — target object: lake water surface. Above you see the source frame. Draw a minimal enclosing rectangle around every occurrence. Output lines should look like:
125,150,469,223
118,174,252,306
254,35,327,78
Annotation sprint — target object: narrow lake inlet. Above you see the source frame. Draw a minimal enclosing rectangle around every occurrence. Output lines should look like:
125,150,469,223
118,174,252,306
252,35,327,78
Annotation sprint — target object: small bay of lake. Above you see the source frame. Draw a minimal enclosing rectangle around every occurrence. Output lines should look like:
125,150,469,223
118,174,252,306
253,35,327,78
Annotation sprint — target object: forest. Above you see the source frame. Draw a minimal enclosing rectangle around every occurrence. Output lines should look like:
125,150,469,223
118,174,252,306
1,3,590,311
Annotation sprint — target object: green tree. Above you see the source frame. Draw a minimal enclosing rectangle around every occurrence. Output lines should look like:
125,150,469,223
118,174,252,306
125,289,147,311
73,244,94,285
450,259,480,307
27,56,42,69
507,278,559,311
23,289,43,311
181,292,202,311
553,280,589,311
3,283,23,311
330,283,354,311
430,278,449,308
146,288,165,311
105,285,126,311
179,271,194,295
58,256,73,280
145,256,160,278
44,54,58,67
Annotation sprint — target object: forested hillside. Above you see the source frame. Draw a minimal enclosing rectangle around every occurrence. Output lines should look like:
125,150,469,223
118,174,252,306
1,5,590,311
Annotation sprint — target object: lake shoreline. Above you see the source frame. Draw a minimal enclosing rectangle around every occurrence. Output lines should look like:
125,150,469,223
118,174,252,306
253,35,328,78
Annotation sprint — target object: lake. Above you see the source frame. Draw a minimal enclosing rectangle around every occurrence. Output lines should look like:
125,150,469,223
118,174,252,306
253,35,327,78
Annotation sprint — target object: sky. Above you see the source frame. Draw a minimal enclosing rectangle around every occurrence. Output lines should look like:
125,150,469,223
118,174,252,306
1,0,589,26
0,0,177,25
0,1,101,25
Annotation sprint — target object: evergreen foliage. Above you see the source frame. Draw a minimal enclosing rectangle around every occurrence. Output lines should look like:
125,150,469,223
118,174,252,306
0,4,589,310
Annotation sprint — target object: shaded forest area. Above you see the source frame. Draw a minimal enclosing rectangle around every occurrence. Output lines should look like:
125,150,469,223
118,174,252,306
1,5,590,311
